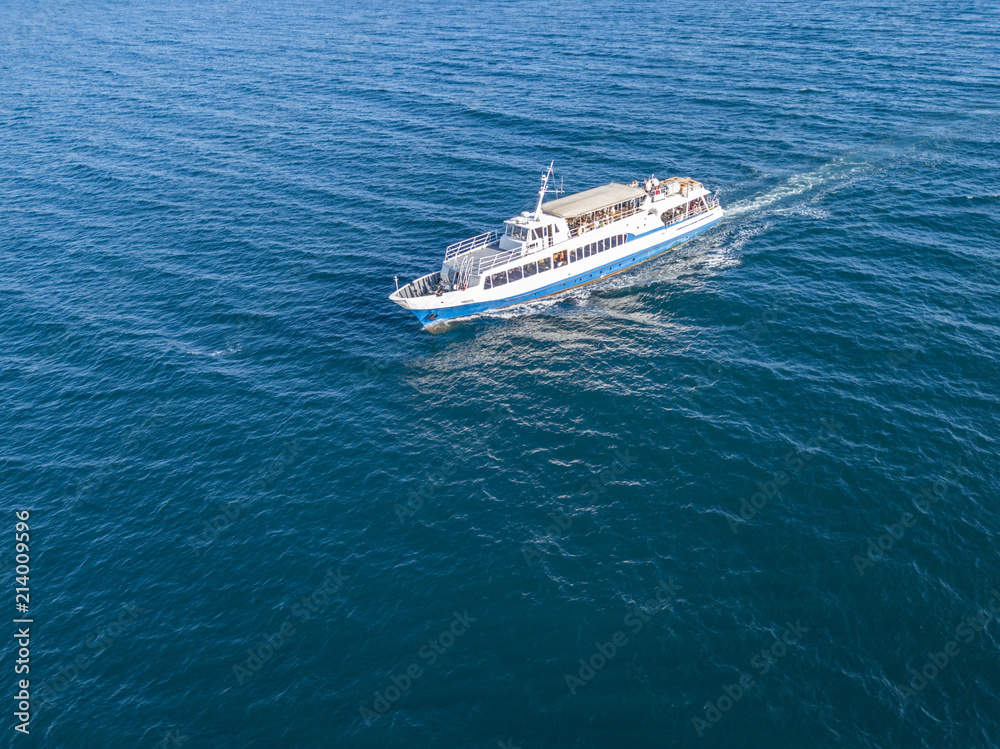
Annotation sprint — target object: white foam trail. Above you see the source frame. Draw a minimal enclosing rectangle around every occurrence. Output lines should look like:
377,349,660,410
723,157,872,219
724,172,827,218
452,157,873,328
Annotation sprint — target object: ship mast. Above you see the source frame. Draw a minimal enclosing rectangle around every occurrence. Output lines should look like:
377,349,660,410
532,161,555,220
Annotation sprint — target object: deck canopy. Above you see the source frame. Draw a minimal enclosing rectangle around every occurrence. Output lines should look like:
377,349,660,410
541,182,646,219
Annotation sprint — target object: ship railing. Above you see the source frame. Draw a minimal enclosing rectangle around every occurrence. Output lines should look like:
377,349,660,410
566,203,644,236
663,196,721,227
395,271,442,299
444,230,501,261
458,197,722,286
477,246,527,275
686,196,719,215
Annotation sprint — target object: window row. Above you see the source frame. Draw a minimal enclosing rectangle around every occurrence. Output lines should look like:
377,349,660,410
568,234,625,263
505,222,558,245
483,235,627,289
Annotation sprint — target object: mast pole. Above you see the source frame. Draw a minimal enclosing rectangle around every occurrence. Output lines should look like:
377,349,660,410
533,161,554,219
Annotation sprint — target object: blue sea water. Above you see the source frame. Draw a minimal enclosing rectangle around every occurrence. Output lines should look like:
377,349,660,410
2,0,999,746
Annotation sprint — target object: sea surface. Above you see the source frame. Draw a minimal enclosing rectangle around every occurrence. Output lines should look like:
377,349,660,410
2,1,999,747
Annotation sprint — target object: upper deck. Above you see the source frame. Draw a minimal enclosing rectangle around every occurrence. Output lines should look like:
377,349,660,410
541,182,647,219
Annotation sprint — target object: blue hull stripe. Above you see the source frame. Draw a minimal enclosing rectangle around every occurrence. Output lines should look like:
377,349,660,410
411,216,721,327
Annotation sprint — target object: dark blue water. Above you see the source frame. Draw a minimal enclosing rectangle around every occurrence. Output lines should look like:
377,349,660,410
2,1,999,746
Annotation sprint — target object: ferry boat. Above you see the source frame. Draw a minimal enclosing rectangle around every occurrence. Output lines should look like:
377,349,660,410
390,164,723,328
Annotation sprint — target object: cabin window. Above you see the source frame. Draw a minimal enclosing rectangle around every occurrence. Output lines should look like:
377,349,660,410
508,265,523,282
505,224,529,241
538,257,551,272
490,271,507,287
553,250,567,267
570,248,580,263
610,236,618,248
483,276,492,290
523,261,537,276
